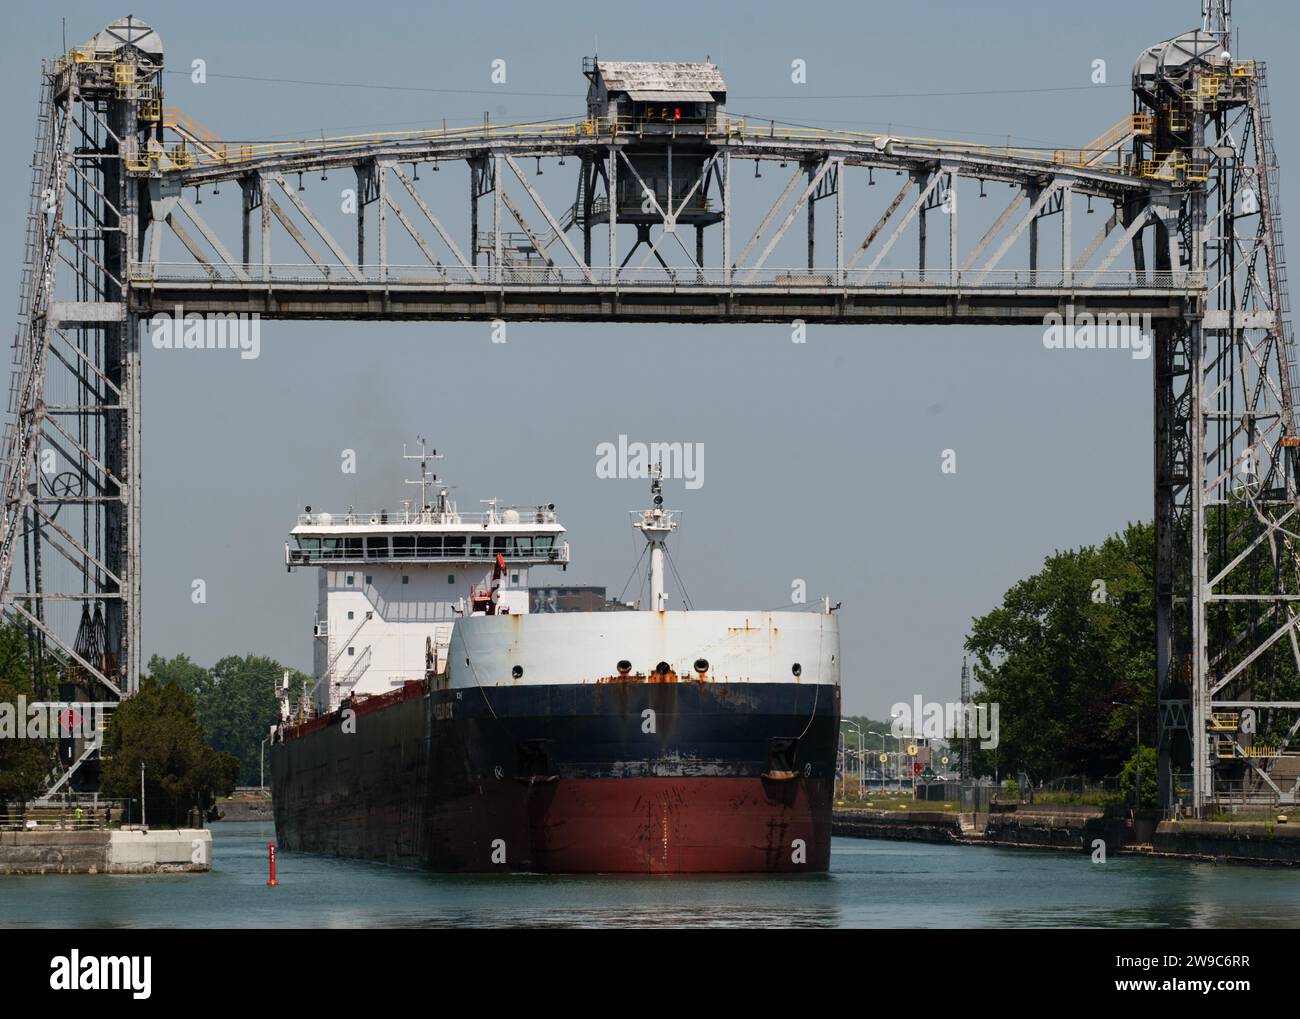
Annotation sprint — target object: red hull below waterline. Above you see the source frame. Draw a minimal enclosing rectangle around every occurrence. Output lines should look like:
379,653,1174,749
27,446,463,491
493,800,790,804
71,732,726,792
456,777,834,874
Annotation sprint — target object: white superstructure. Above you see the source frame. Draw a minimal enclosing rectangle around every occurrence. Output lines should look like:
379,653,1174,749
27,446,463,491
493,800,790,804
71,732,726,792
287,444,839,716
285,442,569,714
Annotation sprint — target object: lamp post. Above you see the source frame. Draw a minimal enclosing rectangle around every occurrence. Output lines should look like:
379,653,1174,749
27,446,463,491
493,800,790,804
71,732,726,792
837,730,845,798
868,730,886,791
890,710,907,793
843,720,865,798
1113,700,1141,809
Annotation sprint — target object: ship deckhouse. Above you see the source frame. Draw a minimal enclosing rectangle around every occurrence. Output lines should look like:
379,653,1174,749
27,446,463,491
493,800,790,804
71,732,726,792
285,443,568,714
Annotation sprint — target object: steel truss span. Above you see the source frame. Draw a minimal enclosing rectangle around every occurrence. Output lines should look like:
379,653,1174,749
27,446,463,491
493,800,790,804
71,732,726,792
2,5,1297,813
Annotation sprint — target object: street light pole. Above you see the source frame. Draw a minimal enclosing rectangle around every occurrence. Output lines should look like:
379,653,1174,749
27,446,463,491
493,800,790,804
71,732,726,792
1113,700,1141,809
868,730,885,792
842,720,865,799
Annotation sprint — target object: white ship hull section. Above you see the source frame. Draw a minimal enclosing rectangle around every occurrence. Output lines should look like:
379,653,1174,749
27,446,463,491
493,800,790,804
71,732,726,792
447,610,839,688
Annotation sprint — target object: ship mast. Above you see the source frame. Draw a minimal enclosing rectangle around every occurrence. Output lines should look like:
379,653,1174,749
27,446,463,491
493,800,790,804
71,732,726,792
632,464,678,611
403,437,444,520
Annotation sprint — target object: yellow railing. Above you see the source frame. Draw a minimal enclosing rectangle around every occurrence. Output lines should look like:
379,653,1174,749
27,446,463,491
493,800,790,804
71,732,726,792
55,47,119,71
142,107,1154,180
1163,102,1190,132
155,116,594,169
1053,114,1153,168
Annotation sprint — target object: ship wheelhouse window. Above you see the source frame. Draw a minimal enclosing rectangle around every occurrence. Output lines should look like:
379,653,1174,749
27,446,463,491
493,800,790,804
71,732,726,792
469,534,490,557
365,535,389,558
514,535,533,557
534,535,554,553
343,537,362,558
491,536,510,556
392,535,416,558
298,537,320,557
417,535,442,557
444,535,466,557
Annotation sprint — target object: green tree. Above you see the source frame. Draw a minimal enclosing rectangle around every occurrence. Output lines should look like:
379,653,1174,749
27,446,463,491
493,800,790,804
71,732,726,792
147,653,309,786
1119,746,1159,809
964,522,1156,782
146,653,208,695
100,676,238,826
0,624,49,812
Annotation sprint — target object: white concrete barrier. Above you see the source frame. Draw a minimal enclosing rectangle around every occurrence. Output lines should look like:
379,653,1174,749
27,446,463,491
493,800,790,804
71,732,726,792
108,829,212,872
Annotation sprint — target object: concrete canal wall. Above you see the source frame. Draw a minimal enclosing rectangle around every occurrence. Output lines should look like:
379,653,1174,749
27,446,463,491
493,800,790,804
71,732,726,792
834,805,1300,867
0,828,212,875
215,795,273,822
833,810,961,843
1149,819,1300,865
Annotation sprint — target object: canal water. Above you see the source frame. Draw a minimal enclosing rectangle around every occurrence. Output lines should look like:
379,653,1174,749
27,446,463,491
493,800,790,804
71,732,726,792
3,822,1299,928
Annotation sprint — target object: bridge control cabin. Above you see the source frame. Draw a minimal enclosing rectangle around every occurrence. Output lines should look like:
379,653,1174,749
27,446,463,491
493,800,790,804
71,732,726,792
583,57,726,230
284,447,569,714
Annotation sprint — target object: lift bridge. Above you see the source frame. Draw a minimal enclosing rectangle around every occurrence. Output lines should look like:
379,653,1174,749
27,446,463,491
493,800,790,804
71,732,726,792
3,4,1298,814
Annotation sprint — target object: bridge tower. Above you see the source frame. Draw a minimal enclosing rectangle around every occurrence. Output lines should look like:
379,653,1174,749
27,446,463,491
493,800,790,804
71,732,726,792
0,16,159,793
1141,0,1300,813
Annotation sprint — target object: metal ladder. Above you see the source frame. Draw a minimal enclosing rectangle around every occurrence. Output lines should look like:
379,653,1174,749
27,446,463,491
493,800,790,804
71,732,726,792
0,73,69,599
1255,63,1297,411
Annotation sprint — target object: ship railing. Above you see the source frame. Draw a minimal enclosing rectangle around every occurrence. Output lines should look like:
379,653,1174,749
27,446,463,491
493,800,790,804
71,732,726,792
295,507,560,527
130,262,1207,292
287,544,570,566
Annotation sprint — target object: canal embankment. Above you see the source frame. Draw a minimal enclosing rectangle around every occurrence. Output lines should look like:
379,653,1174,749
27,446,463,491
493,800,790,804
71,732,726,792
833,802,1300,866
214,790,273,822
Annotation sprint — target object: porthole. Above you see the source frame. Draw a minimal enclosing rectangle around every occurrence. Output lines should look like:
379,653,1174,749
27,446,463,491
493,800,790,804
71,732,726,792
511,665,524,679
616,659,632,675
655,661,671,676
694,658,709,673
792,663,802,677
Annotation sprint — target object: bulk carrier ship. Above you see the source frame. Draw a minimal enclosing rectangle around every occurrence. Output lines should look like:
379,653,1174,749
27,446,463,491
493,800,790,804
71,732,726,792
270,443,840,873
